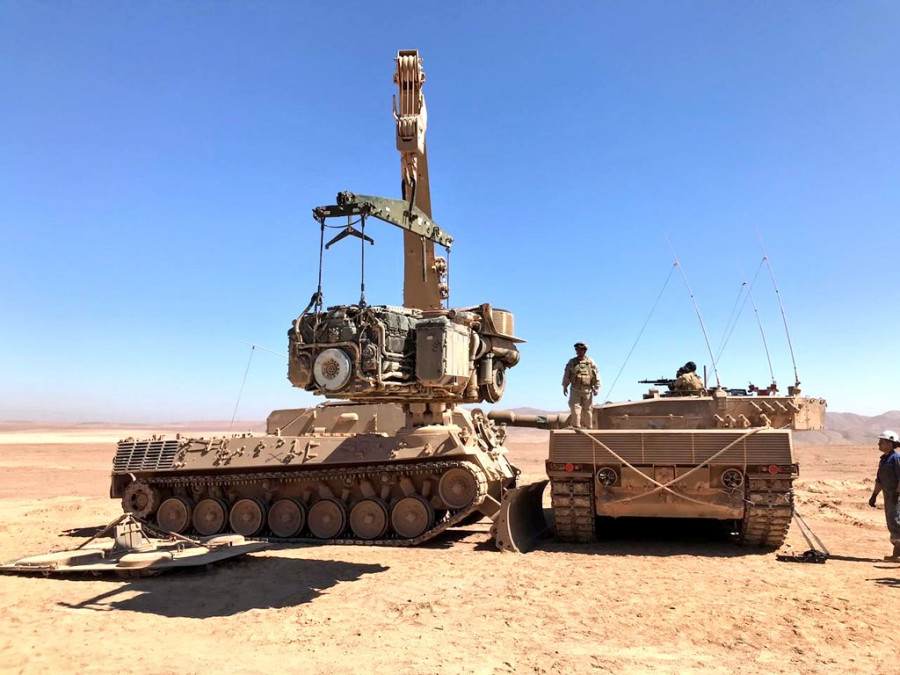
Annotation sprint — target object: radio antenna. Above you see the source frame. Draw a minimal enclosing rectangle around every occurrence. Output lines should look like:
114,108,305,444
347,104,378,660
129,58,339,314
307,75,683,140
738,260,776,386
606,262,678,400
665,236,721,389
757,231,800,388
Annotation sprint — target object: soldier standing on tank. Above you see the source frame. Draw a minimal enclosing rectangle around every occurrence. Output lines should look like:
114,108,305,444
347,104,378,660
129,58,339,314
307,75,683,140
868,430,900,561
562,342,600,429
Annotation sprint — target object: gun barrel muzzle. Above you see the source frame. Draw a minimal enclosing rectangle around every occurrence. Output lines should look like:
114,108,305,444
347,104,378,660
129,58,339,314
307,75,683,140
487,410,569,430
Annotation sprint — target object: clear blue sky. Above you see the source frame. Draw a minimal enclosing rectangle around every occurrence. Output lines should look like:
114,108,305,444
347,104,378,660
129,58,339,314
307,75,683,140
2,2,898,422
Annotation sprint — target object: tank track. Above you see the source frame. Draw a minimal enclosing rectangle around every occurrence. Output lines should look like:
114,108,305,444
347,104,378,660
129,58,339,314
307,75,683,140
550,476,596,543
133,459,488,547
738,473,794,548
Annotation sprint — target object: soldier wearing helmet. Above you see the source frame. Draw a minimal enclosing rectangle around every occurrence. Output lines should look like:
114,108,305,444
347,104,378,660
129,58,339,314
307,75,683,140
672,360,704,394
562,342,601,429
868,430,900,561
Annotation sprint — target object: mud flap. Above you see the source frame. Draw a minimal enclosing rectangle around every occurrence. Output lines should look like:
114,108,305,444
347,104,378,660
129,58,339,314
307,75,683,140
491,480,549,553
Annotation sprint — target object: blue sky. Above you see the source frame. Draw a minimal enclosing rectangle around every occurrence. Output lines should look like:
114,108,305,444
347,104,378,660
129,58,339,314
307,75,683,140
2,2,898,422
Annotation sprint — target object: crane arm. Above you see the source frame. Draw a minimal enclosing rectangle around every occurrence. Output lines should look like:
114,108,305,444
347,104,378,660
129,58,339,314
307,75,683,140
394,49,443,310
394,49,428,211
312,192,453,248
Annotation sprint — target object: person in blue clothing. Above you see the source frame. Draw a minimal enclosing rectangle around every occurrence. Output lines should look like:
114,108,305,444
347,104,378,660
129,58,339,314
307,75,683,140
868,430,900,561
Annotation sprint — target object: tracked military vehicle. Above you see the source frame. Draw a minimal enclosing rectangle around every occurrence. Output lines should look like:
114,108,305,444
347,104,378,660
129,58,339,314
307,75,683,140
490,383,826,552
111,50,525,545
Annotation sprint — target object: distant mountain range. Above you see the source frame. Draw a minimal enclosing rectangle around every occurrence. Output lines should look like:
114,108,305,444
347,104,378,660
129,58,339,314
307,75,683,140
798,411,900,446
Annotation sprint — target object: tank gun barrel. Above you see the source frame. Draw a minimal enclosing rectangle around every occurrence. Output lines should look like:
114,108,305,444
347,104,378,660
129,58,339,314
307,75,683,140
487,410,569,430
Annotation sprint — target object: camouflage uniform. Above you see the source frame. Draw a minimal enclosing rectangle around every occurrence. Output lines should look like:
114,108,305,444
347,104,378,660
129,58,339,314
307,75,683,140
562,356,601,429
673,371,703,393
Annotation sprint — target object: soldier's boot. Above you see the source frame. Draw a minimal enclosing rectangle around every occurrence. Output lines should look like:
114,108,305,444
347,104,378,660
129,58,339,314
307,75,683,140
883,542,900,562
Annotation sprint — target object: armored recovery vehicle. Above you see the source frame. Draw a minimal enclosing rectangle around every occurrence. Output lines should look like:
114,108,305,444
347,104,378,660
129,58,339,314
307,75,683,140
490,381,827,552
111,50,525,545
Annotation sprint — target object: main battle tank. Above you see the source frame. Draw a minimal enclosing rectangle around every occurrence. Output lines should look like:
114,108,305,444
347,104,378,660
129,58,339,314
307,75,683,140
490,384,827,551
110,51,526,545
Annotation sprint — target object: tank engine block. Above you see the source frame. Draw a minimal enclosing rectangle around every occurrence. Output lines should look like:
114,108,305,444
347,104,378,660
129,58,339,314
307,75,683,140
288,303,521,403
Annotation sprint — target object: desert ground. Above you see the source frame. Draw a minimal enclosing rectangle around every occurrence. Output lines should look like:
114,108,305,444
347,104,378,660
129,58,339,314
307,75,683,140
0,425,895,674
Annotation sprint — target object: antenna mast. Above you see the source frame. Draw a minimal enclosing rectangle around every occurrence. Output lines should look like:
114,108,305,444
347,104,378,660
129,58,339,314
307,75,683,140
666,236,721,388
738,261,776,386
757,232,800,389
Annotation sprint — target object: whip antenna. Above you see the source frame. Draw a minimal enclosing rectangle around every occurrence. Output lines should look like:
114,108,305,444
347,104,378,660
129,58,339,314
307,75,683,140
714,257,764,366
738,260,776,385
239,341,287,360
230,343,288,432
715,280,748,363
757,231,800,388
230,345,255,432
606,262,678,400
666,236,721,388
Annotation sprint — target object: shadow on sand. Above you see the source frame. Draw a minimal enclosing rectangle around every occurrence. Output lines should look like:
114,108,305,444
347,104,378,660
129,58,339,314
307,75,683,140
59,525,107,539
870,575,900,587
56,554,388,618
473,509,774,558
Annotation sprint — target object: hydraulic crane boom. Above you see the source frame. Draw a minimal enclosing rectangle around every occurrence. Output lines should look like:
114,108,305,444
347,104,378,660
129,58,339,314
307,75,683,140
394,49,446,310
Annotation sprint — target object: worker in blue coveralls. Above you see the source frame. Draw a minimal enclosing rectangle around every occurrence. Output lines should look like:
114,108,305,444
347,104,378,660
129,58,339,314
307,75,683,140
868,430,900,561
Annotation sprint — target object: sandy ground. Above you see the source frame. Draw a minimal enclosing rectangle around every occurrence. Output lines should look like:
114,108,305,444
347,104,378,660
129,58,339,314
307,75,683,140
0,428,895,675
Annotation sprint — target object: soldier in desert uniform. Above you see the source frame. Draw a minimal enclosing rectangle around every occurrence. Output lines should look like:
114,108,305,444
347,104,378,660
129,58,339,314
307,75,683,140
868,430,900,561
562,342,601,429
672,361,704,393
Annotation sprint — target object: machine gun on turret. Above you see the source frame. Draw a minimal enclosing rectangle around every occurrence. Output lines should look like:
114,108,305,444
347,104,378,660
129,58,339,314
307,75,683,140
638,377,677,388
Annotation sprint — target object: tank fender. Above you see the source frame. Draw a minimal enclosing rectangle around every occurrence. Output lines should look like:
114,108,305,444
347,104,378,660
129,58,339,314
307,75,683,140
110,473,134,499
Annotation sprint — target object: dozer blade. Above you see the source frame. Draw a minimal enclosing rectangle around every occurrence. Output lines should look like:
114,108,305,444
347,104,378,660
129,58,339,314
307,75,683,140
491,480,549,553
0,517,268,578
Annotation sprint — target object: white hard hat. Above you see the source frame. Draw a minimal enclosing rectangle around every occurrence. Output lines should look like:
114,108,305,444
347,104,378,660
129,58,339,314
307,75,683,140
879,430,899,443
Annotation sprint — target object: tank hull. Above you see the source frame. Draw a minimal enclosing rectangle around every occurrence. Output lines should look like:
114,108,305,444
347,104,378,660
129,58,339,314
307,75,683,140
489,401,808,551
111,403,518,545
546,428,795,546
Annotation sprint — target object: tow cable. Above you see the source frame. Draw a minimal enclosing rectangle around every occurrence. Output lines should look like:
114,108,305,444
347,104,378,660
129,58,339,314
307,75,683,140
776,508,829,563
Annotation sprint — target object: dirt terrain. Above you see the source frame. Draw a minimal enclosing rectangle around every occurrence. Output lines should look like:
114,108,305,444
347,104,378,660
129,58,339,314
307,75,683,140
0,426,895,674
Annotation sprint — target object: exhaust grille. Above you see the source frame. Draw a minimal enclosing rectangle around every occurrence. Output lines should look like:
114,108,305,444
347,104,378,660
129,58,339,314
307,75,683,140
550,429,793,465
113,439,179,473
